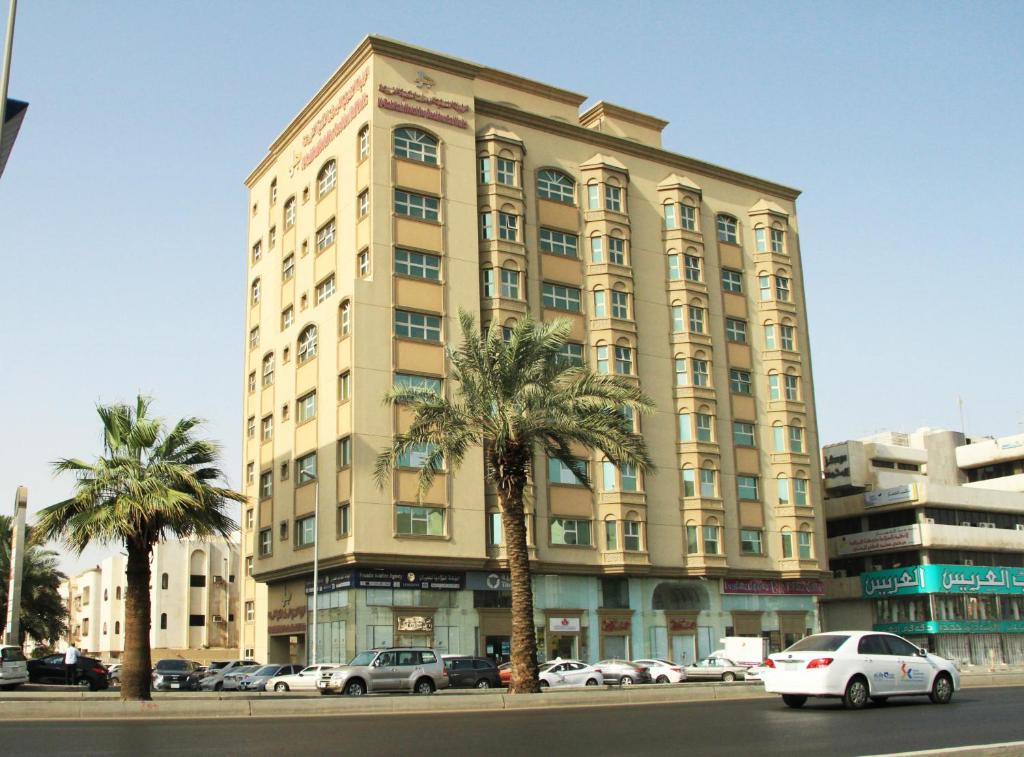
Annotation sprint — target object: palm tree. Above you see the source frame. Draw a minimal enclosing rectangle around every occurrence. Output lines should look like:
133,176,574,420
36,396,245,701
375,312,654,693
0,515,68,646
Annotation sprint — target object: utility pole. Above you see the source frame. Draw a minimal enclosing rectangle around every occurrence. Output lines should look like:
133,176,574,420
3,486,28,645
0,0,17,112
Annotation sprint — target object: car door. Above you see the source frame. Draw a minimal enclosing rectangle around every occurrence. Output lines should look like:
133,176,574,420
370,651,398,691
882,635,930,694
857,634,897,695
546,663,567,686
43,654,64,683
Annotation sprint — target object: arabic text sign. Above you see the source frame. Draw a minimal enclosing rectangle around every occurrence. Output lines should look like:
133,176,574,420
862,564,1024,597
836,525,920,556
875,619,1024,635
306,568,463,594
722,578,825,596
864,484,917,507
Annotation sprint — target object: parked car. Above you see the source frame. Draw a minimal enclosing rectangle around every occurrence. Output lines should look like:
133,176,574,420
538,659,603,688
239,664,304,691
444,656,502,689
221,665,260,691
185,665,207,691
152,659,200,691
632,658,687,684
497,662,511,686
318,648,449,696
106,663,122,685
27,654,109,691
0,645,29,690
684,656,748,682
266,664,342,692
199,659,260,691
744,664,769,681
761,631,960,710
595,659,652,686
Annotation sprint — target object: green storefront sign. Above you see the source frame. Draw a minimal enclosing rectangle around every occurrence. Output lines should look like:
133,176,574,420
875,619,1024,635
861,564,1024,598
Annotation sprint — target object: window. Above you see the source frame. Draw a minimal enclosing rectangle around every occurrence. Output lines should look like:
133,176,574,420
394,373,443,394
682,468,696,498
663,203,677,229
780,324,795,351
740,529,763,555
261,415,273,442
297,391,317,423
259,469,273,499
251,278,261,305
768,374,781,401
114,621,120,634
789,426,805,453
590,235,603,263
358,125,370,160
605,185,622,212
281,307,294,330
688,305,705,333
394,190,439,221
261,353,274,386
245,508,254,530
245,556,253,576
268,227,276,248
596,344,609,373
339,301,351,336
248,372,256,393
793,477,808,506
716,215,738,243
781,529,793,558
317,160,336,198
245,601,255,622
776,276,791,302
479,212,494,240
772,424,785,452
548,457,587,485
296,515,316,547
499,212,519,241
316,218,335,251
282,254,294,282
777,476,790,505
684,254,701,282
338,371,350,401
759,275,772,301
680,204,696,231
621,464,638,492
298,324,318,363
614,345,633,374
771,228,785,253
601,460,616,491
608,236,625,265
539,228,577,258
785,374,799,401
695,412,713,442
703,524,720,554
395,248,441,280
555,342,584,368
252,241,261,263
496,157,515,186
259,528,272,556
667,254,680,280
611,290,629,319
161,573,169,590
396,505,445,536
393,128,438,164
160,614,167,630
725,318,747,343
721,269,742,293
764,323,777,349
624,520,641,551
246,462,254,483
678,412,692,442
397,442,439,469
249,327,259,350
700,468,716,498
674,358,688,386
358,191,369,219
798,530,813,560
542,283,581,312
537,169,575,203
587,183,600,209
337,437,352,467
733,421,755,447
337,503,351,536
478,156,492,184
395,310,441,342
551,518,592,546
755,227,767,252
686,524,699,553
730,369,752,395
692,358,709,387
281,403,290,422
499,269,520,299
296,452,317,484
358,249,370,277
247,416,256,439
605,519,618,550
737,475,759,500
270,178,277,206
284,197,296,229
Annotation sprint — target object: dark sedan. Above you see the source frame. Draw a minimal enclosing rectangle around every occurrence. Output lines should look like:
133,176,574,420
27,654,109,691
152,659,200,691
444,657,502,689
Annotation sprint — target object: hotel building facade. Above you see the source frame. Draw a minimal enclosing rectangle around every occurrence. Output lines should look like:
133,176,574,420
239,37,826,666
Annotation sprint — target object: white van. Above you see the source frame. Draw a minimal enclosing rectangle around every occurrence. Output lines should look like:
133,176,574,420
0,645,29,689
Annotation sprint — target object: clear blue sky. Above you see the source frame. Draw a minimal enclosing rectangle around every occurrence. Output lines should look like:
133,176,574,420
2,1,1022,573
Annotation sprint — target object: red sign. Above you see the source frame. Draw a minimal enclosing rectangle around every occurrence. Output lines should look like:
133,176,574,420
722,578,824,596
600,618,631,633
668,618,697,633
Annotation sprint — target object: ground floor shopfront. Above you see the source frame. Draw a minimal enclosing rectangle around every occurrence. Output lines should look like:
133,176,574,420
257,568,823,667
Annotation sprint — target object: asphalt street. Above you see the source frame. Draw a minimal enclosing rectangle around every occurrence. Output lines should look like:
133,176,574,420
5,685,1024,756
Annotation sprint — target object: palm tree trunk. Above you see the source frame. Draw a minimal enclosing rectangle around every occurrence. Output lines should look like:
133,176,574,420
499,484,540,694
121,541,153,701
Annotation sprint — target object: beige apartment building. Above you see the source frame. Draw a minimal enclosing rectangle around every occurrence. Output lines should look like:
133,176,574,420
239,36,826,666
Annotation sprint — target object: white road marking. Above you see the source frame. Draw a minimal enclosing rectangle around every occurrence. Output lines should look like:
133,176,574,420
861,740,1024,756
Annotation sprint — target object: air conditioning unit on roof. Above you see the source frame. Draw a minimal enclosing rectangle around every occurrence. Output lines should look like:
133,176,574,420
212,614,224,623
978,522,996,529
960,521,972,528
1015,524,1024,532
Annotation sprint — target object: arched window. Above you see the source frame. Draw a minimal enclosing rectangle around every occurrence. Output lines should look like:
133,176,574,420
716,214,738,244
681,464,696,497
623,512,642,551
358,125,370,160
160,613,168,630
269,178,277,206
781,527,793,558
339,301,351,337
114,621,120,635
298,324,318,363
393,127,438,164
251,278,261,306
798,524,813,559
103,622,107,635
777,474,790,505
284,196,296,230
699,463,717,498
261,352,274,387
537,169,575,204
115,586,121,600
703,517,721,555
103,589,108,602
604,515,618,550
317,159,337,198
161,573,169,590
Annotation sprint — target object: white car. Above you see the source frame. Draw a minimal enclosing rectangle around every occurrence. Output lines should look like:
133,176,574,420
0,645,29,689
221,665,261,691
266,664,342,692
632,658,687,683
538,659,604,688
761,631,960,710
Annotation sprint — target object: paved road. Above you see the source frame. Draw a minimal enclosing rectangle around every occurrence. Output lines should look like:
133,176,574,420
6,686,1024,756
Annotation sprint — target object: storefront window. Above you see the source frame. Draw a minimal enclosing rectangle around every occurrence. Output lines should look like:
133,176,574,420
600,577,630,609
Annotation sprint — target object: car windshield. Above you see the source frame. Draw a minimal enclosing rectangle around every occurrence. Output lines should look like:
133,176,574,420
348,652,376,667
208,661,231,670
538,663,555,672
253,666,279,676
784,634,850,653
156,660,190,671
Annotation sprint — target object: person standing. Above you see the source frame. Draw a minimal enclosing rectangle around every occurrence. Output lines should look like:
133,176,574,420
64,643,79,685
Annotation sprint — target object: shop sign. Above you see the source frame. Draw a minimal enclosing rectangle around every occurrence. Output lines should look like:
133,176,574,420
668,617,697,633
294,68,369,174
722,578,824,596
306,568,464,594
875,619,1024,635
549,617,580,632
862,564,1024,598
864,484,917,508
268,587,307,635
377,82,470,129
396,615,434,632
600,618,631,633
823,443,851,481
466,571,511,591
835,525,920,556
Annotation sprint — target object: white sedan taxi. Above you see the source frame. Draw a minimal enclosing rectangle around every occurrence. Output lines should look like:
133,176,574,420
761,631,960,710
538,659,604,688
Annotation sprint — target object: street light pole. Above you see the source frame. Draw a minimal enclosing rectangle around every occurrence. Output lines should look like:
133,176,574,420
3,486,28,646
0,0,17,118
311,480,319,664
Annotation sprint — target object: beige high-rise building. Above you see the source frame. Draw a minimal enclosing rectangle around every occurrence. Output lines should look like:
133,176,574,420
239,36,826,666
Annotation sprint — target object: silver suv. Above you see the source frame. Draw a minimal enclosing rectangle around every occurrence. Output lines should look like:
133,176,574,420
318,648,448,696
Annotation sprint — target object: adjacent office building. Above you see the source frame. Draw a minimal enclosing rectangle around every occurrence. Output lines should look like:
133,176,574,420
820,428,1024,665
240,36,826,666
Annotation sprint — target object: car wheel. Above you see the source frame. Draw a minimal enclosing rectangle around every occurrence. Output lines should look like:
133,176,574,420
539,680,550,689
871,696,889,705
656,675,669,684
476,679,491,689
722,672,736,683
620,675,634,686
274,682,289,692
414,678,435,695
585,678,599,686
214,682,223,692
929,673,954,705
842,676,869,710
782,694,807,709
344,680,366,696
